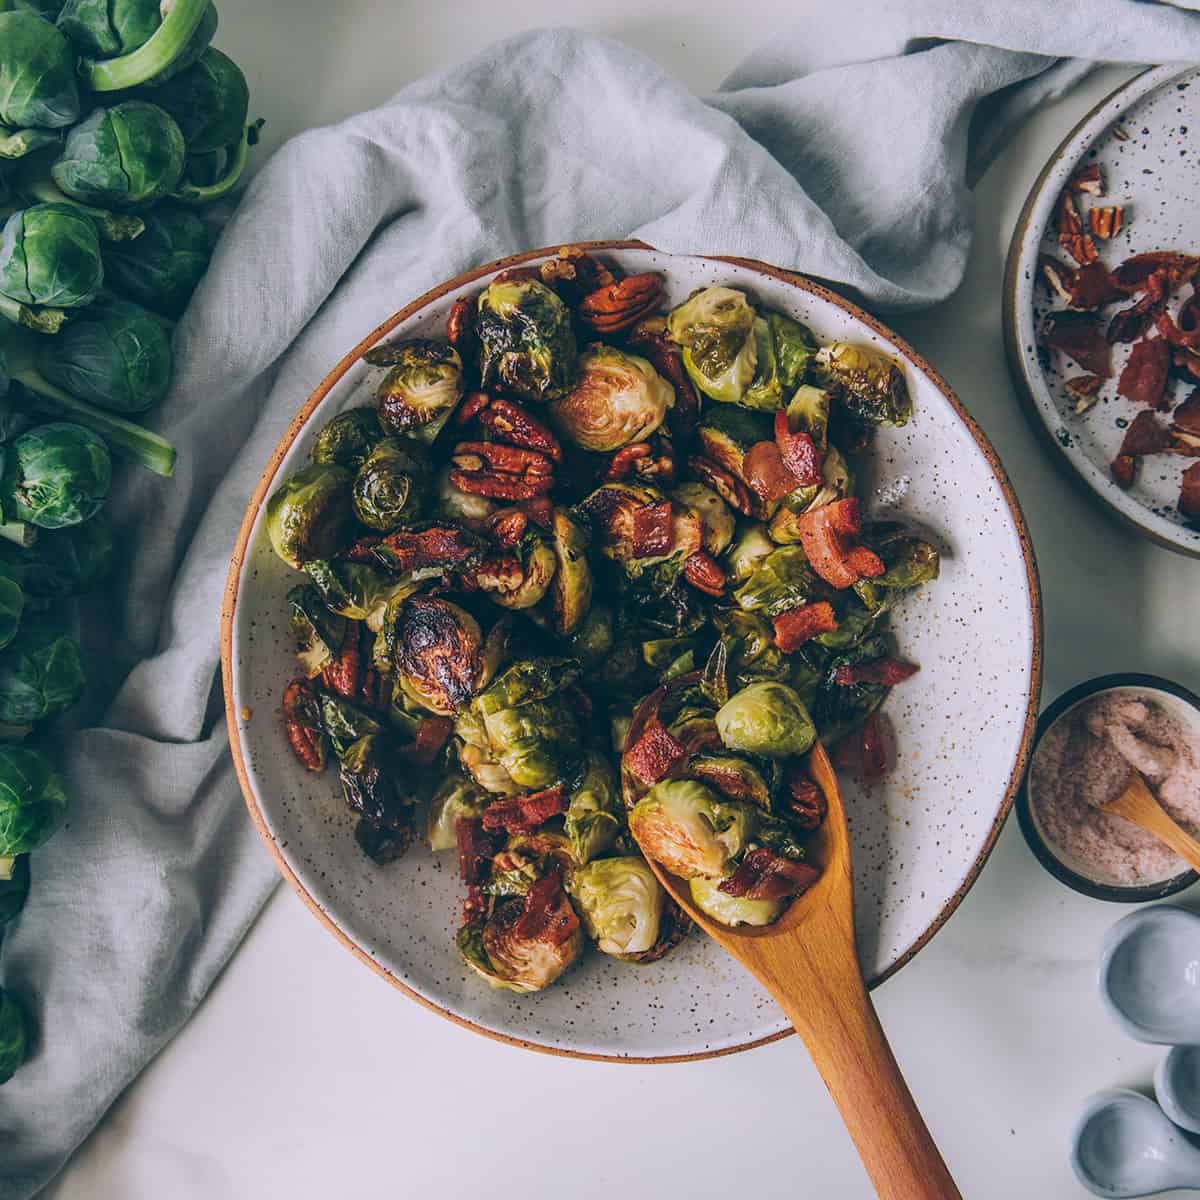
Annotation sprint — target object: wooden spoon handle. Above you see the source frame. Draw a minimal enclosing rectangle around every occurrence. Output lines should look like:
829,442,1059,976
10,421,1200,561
1111,776,1200,873
762,951,960,1199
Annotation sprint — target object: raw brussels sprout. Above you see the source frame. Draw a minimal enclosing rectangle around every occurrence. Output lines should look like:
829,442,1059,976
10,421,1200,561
138,47,247,153
100,205,210,318
392,596,483,715
3,422,111,529
733,545,823,617
0,745,66,876
671,482,734,556
140,0,217,85
715,681,816,759
0,852,29,924
265,463,354,569
475,277,577,403
339,734,416,863
566,603,612,666
0,563,22,650
546,508,591,635
52,101,187,210
666,286,758,406
786,384,830,451
0,621,84,722
0,987,28,1084
426,771,488,852
563,750,621,865
569,856,664,956
305,559,424,632
0,513,114,596
0,204,103,317
56,0,160,56
287,584,346,677
724,521,774,584
433,464,495,523
628,778,755,880
77,0,216,92
0,12,80,131
816,342,911,427
548,344,672,451
351,438,430,532
36,295,172,413
767,446,853,541
689,874,783,927
368,339,463,444
767,311,818,393
310,407,383,470
478,537,556,611
696,403,771,483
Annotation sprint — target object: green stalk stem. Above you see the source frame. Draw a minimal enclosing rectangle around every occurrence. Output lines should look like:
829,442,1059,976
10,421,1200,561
0,522,35,549
0,296,67,335
174,122,261,205
22,176,145,243
0,128,60,161
0,855,13,881
84,0,211,92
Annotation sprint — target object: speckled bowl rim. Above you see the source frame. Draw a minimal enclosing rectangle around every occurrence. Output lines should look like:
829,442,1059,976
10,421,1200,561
1016,672,1200,903
1002,64,1200,559
221,241,1044,1063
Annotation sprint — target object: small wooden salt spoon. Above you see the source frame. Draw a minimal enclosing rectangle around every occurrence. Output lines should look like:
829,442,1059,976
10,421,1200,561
1098,771,1200,873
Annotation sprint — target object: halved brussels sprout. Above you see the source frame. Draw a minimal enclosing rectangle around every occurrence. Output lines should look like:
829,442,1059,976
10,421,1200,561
427,771,488,851
569,856,664,956
433,464,495,522
351,438,430,532
628,778,755,880
477,537,556,610
715,681,816,759
548,344,672,451
311,407,383,469
393,596,483,714
733,545,823,617
543,508,592,636
696,404,771,484
856,522,940,607
266,464,354,569
671,482,734,556
666,286,758,406
786,384,830,451
741,317,781,412
474,656,577,715
339,734,416,862
768,311,818,393
306,560,424,632
689,874,783,927
567,603,613,666
287,583,347,677
577,482,701,577
369,339,463,444
687,754,772,809
480,697,582,790
711,609,788,688
475,277,577,403
816,342,911,427
563,750,621,865
455,706,520,796
724,521,774,584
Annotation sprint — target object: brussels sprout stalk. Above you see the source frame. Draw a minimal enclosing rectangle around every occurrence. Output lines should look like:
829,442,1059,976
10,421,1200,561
0,523,34,549
84,0,211,92
0,127,60,161
19,172,145,242
0,294,67,335
174,119,262,205
0,855,13,881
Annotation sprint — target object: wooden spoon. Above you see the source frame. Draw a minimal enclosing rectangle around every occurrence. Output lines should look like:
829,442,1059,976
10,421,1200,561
1097,771,1200,873
635,739,961,1200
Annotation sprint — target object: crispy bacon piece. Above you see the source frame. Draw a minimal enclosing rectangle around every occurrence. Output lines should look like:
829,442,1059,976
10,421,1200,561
1069,163,1104,196
717,848,821,902
283,679,326,772
1107,269,1169,344
1117,338,1171,410
320,621,361,699
405,716,454,767
1181,461,1200,521
1154,309,1200,350
772,602,838,652
456,817,503,885
378,525,481,571
1174,390,1200,437
1057,191,1097,266
784,768,828,832
513,871,580,945
631,500,674,559
687,455,755,517
481,785,567,835
683,550,726,596
795,499,882,590
743,440,801,504
860,710,890,782
627,322,700,441
338,534,384,563
1110,454,1137,489
624,719,687,786
476,396,562,462
1113,252,1199,290
834,658,920,687
1118,410,1173,458
774,410,822,486
1041,312,1113,377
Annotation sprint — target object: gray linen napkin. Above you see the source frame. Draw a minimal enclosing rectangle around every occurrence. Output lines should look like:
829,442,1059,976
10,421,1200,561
5,3,1200,1193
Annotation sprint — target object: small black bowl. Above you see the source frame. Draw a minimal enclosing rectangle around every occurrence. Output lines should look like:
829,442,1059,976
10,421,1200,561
1016,673,1200,903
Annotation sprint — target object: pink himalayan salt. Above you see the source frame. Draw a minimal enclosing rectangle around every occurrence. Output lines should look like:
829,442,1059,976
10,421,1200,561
1030,691,1200,886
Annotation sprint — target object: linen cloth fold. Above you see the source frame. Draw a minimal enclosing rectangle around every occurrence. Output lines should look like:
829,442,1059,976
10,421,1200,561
5,3,1200,1193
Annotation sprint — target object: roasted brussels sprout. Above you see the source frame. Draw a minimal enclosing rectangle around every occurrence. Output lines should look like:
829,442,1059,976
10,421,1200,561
724,521,774,584
0,205,103,319
100,204,210,318
548,344,672,451
671,482,733,556
393,596,483,715
577,482,702,578
476,277,577,403
741,317,782,412
786,384,830,450
52,101,187,210
0,12,79,132
816,342,911,427
287,584,346,677
687,753,772,809
715,681,816,759
138,47,247,153
767,446,853,541
628,778,754,880
317,692,381,760
426,771,488,852
306,559,423,631
712,609,787,687
546,508,591,634
433,464,495,522
696,401,772,486
0,852,29,924
265,463,354,569
811,635,891,745
369,339,463,444
0,987,28,1084
3,422,111,529
666,286,758,406
563,750,621,864
566,603,612,666
478,537,556,611
856,522,940,607
36,295,172,414
768,311,818,393
689,874,783,927
733,545,823,617
310,407,383,470
339,734,416,863
351,438,429,532
0,744,66,875
569,856,664,956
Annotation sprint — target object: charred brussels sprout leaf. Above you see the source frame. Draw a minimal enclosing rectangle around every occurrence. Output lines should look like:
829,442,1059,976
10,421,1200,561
816,342,911,428
733,545,824,617
667,286,758,407
548,344,672,451
393,596,484,715
36,295,172,414
265,463,354,570
0,12,80,131
339,734,416,863
715,681,815,759
306,559,423,632
0,852,29,924
369,339,463,444
0,745,66,865
0,621,84,722
138,47,247,153
724,521,774,584
52,101,186,210
426,771,488,852
569,856,663,956
476,278,577,403
812,635,890,744
100,205,210,318
629,778,755,880
287,584,346,678
3,422,111,529
318,693,382,759
546,508,591,635
310,407,383,470
0,204,103,312
711,609,787,687
351,438,430,533
689,875,783,927
563,750,621,865
857,522,940,607
0,988,28,1084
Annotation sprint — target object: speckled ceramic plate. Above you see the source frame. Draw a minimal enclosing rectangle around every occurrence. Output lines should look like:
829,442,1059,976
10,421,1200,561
1004,66,1200,557
222,244,1042,1061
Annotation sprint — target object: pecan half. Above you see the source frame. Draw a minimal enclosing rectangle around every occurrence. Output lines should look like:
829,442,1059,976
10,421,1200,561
447,295,476,356
320,622,361,700
578,273,663,333
1089,205,1124,240
486,507,528,548
283,679,326,772
687,454,755,517
456,390,492,426
627,320,700,440
1111,453,1137,489
538,246,615,303
1065,374,1103,413
476,396,562,461
1069,163,1104,196
683,550,726,596
1057,191,1098,266
450,441,554,500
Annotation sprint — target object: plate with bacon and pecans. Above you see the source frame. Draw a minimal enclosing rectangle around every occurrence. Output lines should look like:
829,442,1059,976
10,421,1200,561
223,243,1040,1060
1005,65,1200,556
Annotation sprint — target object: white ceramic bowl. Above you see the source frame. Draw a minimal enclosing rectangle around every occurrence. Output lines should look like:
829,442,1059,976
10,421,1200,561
222,244,1042,1061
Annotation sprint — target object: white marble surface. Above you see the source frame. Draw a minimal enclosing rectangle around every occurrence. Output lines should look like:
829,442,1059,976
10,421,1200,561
42,3,1200,1197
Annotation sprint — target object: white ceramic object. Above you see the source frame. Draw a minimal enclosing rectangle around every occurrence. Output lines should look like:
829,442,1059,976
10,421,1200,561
1071,1089,1200,1198
1156,1045,1200,1135
1004,65,1200,557
223,245,1041,1061
1099,906,1200,1044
